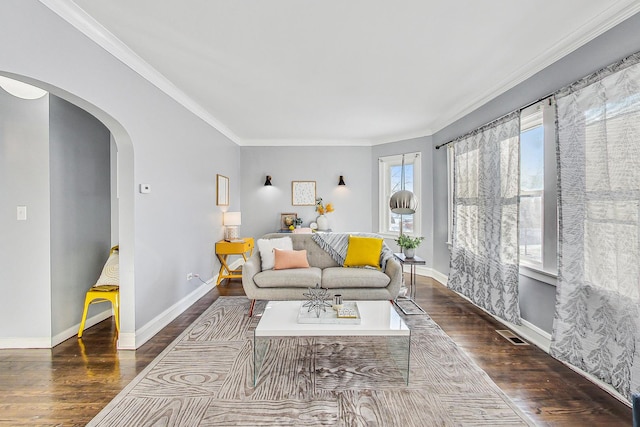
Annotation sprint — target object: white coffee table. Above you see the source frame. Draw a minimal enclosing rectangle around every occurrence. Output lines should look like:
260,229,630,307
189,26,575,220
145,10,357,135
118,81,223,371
253,300,411,386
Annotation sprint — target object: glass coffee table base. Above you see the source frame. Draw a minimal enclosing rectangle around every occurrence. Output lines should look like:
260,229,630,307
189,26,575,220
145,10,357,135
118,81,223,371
254,335,410,386
394,296,426,315
254,301,411,386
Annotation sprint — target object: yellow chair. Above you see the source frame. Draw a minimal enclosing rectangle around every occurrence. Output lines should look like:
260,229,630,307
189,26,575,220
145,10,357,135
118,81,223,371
78,245,120,338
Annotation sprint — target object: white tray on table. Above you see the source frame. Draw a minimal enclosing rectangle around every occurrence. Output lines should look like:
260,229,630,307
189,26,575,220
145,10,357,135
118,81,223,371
297,301,361,325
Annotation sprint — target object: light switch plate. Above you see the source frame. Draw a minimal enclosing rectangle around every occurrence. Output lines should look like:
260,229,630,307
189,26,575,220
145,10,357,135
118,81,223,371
17,205,27,221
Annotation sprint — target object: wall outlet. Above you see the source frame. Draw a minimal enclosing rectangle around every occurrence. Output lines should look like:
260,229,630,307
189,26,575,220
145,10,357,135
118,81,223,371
186,273,194,280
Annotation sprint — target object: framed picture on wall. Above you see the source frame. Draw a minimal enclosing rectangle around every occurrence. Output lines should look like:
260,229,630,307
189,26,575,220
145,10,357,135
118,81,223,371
216,174,229,206
291,181,316,205
280,213,298,230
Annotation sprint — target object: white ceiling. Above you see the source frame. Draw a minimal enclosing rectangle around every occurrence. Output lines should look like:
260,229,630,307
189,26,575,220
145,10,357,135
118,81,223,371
50,1,640,145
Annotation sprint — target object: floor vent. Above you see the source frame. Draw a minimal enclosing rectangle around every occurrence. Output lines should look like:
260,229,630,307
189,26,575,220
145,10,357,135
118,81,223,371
496,329,529,346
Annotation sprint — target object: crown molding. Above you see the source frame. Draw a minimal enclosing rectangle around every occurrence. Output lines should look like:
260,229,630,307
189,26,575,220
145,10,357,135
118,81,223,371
241,128,437,147
38,0,640,148
38,0,244,145
369,128,435,146
240,137,374,147
428,0,640,135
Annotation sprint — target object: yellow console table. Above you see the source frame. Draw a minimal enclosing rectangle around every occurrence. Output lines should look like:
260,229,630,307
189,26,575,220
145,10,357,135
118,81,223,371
215,238,254,285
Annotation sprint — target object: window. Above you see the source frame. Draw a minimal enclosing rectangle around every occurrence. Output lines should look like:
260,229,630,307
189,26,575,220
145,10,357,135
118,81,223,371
378,152,421,237
520,109,544,264
519,100,557,278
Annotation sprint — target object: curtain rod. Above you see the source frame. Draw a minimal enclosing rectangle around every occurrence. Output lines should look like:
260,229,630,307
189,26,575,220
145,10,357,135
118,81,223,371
434,93,554,150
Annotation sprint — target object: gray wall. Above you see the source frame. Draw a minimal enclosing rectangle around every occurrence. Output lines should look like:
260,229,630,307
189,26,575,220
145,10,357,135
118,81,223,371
49,95,111,337
432,144,449,275
241,138,437,271
3,1,638,342
1,0,241,344
240,146,372,239
431,11,640,333
519,276,556,333
371,136,434,260
0,89,51,341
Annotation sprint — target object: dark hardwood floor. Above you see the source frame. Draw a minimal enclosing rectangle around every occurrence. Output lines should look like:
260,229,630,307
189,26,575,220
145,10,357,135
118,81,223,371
0,276,630,426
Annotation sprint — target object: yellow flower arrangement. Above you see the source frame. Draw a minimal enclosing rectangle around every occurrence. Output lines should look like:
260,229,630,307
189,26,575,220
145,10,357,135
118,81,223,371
315,197,334,215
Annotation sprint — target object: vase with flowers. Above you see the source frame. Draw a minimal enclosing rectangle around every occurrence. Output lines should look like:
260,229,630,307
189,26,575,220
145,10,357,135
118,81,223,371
315,197,334,231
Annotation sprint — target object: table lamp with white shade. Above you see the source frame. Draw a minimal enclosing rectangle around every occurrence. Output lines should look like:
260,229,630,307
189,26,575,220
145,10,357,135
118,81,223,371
223,211,242,241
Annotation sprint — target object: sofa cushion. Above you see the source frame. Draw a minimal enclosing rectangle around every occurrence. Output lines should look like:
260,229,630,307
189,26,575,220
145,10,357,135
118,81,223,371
322,267,390,289
254,267,322,288
261,233,340,269
274,249,310,270
344,235,383,269
257,236,293,270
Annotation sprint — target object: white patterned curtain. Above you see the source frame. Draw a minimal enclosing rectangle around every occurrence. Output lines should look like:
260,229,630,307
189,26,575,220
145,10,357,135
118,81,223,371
448,112,521,324
551,52,640,400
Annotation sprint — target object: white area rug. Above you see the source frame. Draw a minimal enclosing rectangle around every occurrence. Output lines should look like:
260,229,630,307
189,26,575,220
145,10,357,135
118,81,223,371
89,296,533,426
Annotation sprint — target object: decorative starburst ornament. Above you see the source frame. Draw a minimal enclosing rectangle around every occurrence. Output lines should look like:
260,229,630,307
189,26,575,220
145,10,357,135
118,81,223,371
302,284,332,317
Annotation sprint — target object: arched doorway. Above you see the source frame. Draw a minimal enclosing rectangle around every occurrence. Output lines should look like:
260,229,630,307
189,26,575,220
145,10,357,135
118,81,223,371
0,72,135,349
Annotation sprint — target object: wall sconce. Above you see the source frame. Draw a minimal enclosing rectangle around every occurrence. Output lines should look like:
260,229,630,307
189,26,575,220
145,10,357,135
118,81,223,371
338,175,346,186
264,175,272,186
223,211,241,241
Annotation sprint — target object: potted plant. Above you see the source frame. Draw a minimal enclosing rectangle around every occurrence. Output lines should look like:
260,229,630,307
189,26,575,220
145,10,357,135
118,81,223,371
394,234,424,258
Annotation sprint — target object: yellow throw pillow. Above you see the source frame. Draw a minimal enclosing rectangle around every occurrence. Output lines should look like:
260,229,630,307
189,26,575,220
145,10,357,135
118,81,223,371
344,235,383,269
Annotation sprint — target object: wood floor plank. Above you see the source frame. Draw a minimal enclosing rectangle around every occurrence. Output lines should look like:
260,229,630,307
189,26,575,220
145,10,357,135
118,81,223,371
0,276,632,425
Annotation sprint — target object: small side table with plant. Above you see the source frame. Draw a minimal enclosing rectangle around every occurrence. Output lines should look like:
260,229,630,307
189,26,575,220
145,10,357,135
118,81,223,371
393,234,426,315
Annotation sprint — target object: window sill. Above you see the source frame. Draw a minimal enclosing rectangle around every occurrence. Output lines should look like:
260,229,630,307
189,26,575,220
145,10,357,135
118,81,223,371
379,231,422,240
519,264,557,286
379,231,398,240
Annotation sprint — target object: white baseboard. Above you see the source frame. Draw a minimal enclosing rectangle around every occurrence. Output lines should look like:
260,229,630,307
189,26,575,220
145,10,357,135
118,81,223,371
502,316,629,406
502,318,552,352
117,332,136,350
118,277,216,350
120,278,216,349
0,309,113,349
117,259,245,350
420,268,553,351
404,264,448,286
52,308,113,347
0,337,52,349
560,359,631,406
426,267,448,286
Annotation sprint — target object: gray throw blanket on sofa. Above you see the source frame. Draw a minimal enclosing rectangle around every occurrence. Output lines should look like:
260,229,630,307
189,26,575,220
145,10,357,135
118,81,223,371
311,232,394,272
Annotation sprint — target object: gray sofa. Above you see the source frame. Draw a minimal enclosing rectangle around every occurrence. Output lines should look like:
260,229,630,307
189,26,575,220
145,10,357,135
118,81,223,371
242,233,402,315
